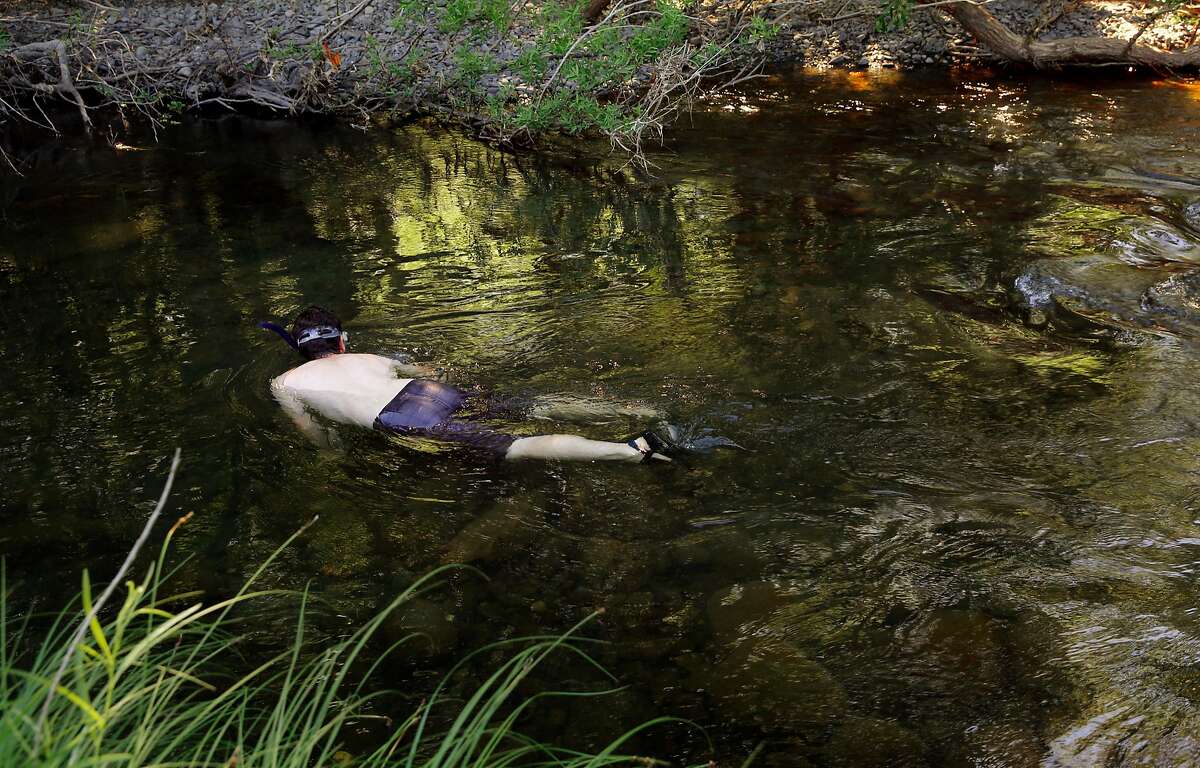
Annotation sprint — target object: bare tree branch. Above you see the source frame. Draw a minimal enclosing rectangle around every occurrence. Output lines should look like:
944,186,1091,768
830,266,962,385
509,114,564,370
11,40,93,128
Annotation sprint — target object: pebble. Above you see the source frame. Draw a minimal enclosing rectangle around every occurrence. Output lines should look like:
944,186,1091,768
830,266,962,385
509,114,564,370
179,65,193,77
135,46,148,59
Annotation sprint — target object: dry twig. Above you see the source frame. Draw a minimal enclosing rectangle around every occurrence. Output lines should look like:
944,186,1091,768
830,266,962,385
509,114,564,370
33,449,183,748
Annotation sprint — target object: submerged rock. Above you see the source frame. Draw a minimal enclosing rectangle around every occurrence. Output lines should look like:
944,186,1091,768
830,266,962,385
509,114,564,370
670,525,762,578
1116,222,1200,267
760,744,818,768
382,596,460,659
706,581,787,641
1182,201,1200,232
820,716,928,767
603,590,658,630
1013,256,1200,337
695,638,848,732
441,494,540,565
1139,270,1200,321
575,536,656,593
306,507,374,579
1015,195,1200,339
959,722,1044,767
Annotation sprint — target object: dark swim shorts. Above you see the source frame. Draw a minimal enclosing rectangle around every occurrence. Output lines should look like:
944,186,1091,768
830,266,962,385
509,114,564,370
373,379,519,456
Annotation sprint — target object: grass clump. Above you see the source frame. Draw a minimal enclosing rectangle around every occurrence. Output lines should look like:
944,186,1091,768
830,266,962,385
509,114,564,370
454,46,497,89
437,0,512,35
875,0,914,32
0,515,691,766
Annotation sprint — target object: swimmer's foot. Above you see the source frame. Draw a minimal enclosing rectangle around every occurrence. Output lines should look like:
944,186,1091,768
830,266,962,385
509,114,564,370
656,421,746,454
627,431,673,463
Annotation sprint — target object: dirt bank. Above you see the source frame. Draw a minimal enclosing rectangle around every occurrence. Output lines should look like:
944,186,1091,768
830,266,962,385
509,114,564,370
1,0,1198,164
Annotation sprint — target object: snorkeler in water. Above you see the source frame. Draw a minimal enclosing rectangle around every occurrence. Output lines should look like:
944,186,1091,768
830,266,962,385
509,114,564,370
262,306,674,463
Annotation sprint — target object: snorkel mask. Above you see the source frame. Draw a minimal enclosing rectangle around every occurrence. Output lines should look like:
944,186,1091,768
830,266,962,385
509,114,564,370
295,325,347,346
258,321,347,351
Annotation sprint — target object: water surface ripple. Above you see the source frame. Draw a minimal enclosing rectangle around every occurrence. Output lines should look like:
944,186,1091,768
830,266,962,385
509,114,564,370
5,69,1200,766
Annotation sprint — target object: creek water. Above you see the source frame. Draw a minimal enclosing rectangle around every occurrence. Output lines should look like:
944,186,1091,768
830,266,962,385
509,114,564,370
6,67,1200,766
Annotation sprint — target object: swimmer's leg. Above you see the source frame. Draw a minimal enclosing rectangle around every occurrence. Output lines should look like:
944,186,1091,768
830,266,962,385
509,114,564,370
522,395,665,424
504,434,669,463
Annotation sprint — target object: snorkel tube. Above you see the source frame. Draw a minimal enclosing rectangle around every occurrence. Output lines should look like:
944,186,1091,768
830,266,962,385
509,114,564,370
257,321,299,350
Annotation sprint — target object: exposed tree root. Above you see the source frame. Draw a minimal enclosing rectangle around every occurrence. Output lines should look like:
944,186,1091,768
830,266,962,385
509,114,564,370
9,39,92,129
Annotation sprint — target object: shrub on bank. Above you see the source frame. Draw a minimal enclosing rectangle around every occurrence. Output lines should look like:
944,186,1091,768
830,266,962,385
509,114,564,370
0,0,780,167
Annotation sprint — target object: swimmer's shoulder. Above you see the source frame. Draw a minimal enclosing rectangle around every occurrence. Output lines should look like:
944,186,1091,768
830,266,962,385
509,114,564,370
330,353,405,378
273,353,400,390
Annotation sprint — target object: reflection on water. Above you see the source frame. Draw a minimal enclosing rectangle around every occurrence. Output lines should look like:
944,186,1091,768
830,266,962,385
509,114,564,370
7,68,1200,766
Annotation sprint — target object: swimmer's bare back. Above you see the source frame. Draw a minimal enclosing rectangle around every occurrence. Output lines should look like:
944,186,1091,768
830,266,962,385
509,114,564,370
271,352,667,463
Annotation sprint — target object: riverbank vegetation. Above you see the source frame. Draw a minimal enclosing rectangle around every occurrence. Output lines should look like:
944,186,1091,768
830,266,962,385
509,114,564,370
0,456,690,767
3,0,1200,173
0,0,778,170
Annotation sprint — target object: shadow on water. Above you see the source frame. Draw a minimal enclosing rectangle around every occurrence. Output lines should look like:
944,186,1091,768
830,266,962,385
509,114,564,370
8,68,1200,766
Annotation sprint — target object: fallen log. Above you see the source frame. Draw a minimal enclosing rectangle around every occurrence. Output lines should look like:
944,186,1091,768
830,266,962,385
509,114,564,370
583,0,613,24
943,1,1200,67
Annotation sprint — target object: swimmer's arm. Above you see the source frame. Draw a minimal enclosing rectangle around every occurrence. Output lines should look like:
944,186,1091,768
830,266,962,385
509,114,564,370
271,382,336,448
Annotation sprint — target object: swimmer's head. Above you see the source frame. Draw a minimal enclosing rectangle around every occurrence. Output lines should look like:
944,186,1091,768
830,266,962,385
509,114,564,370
291,305,346,361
